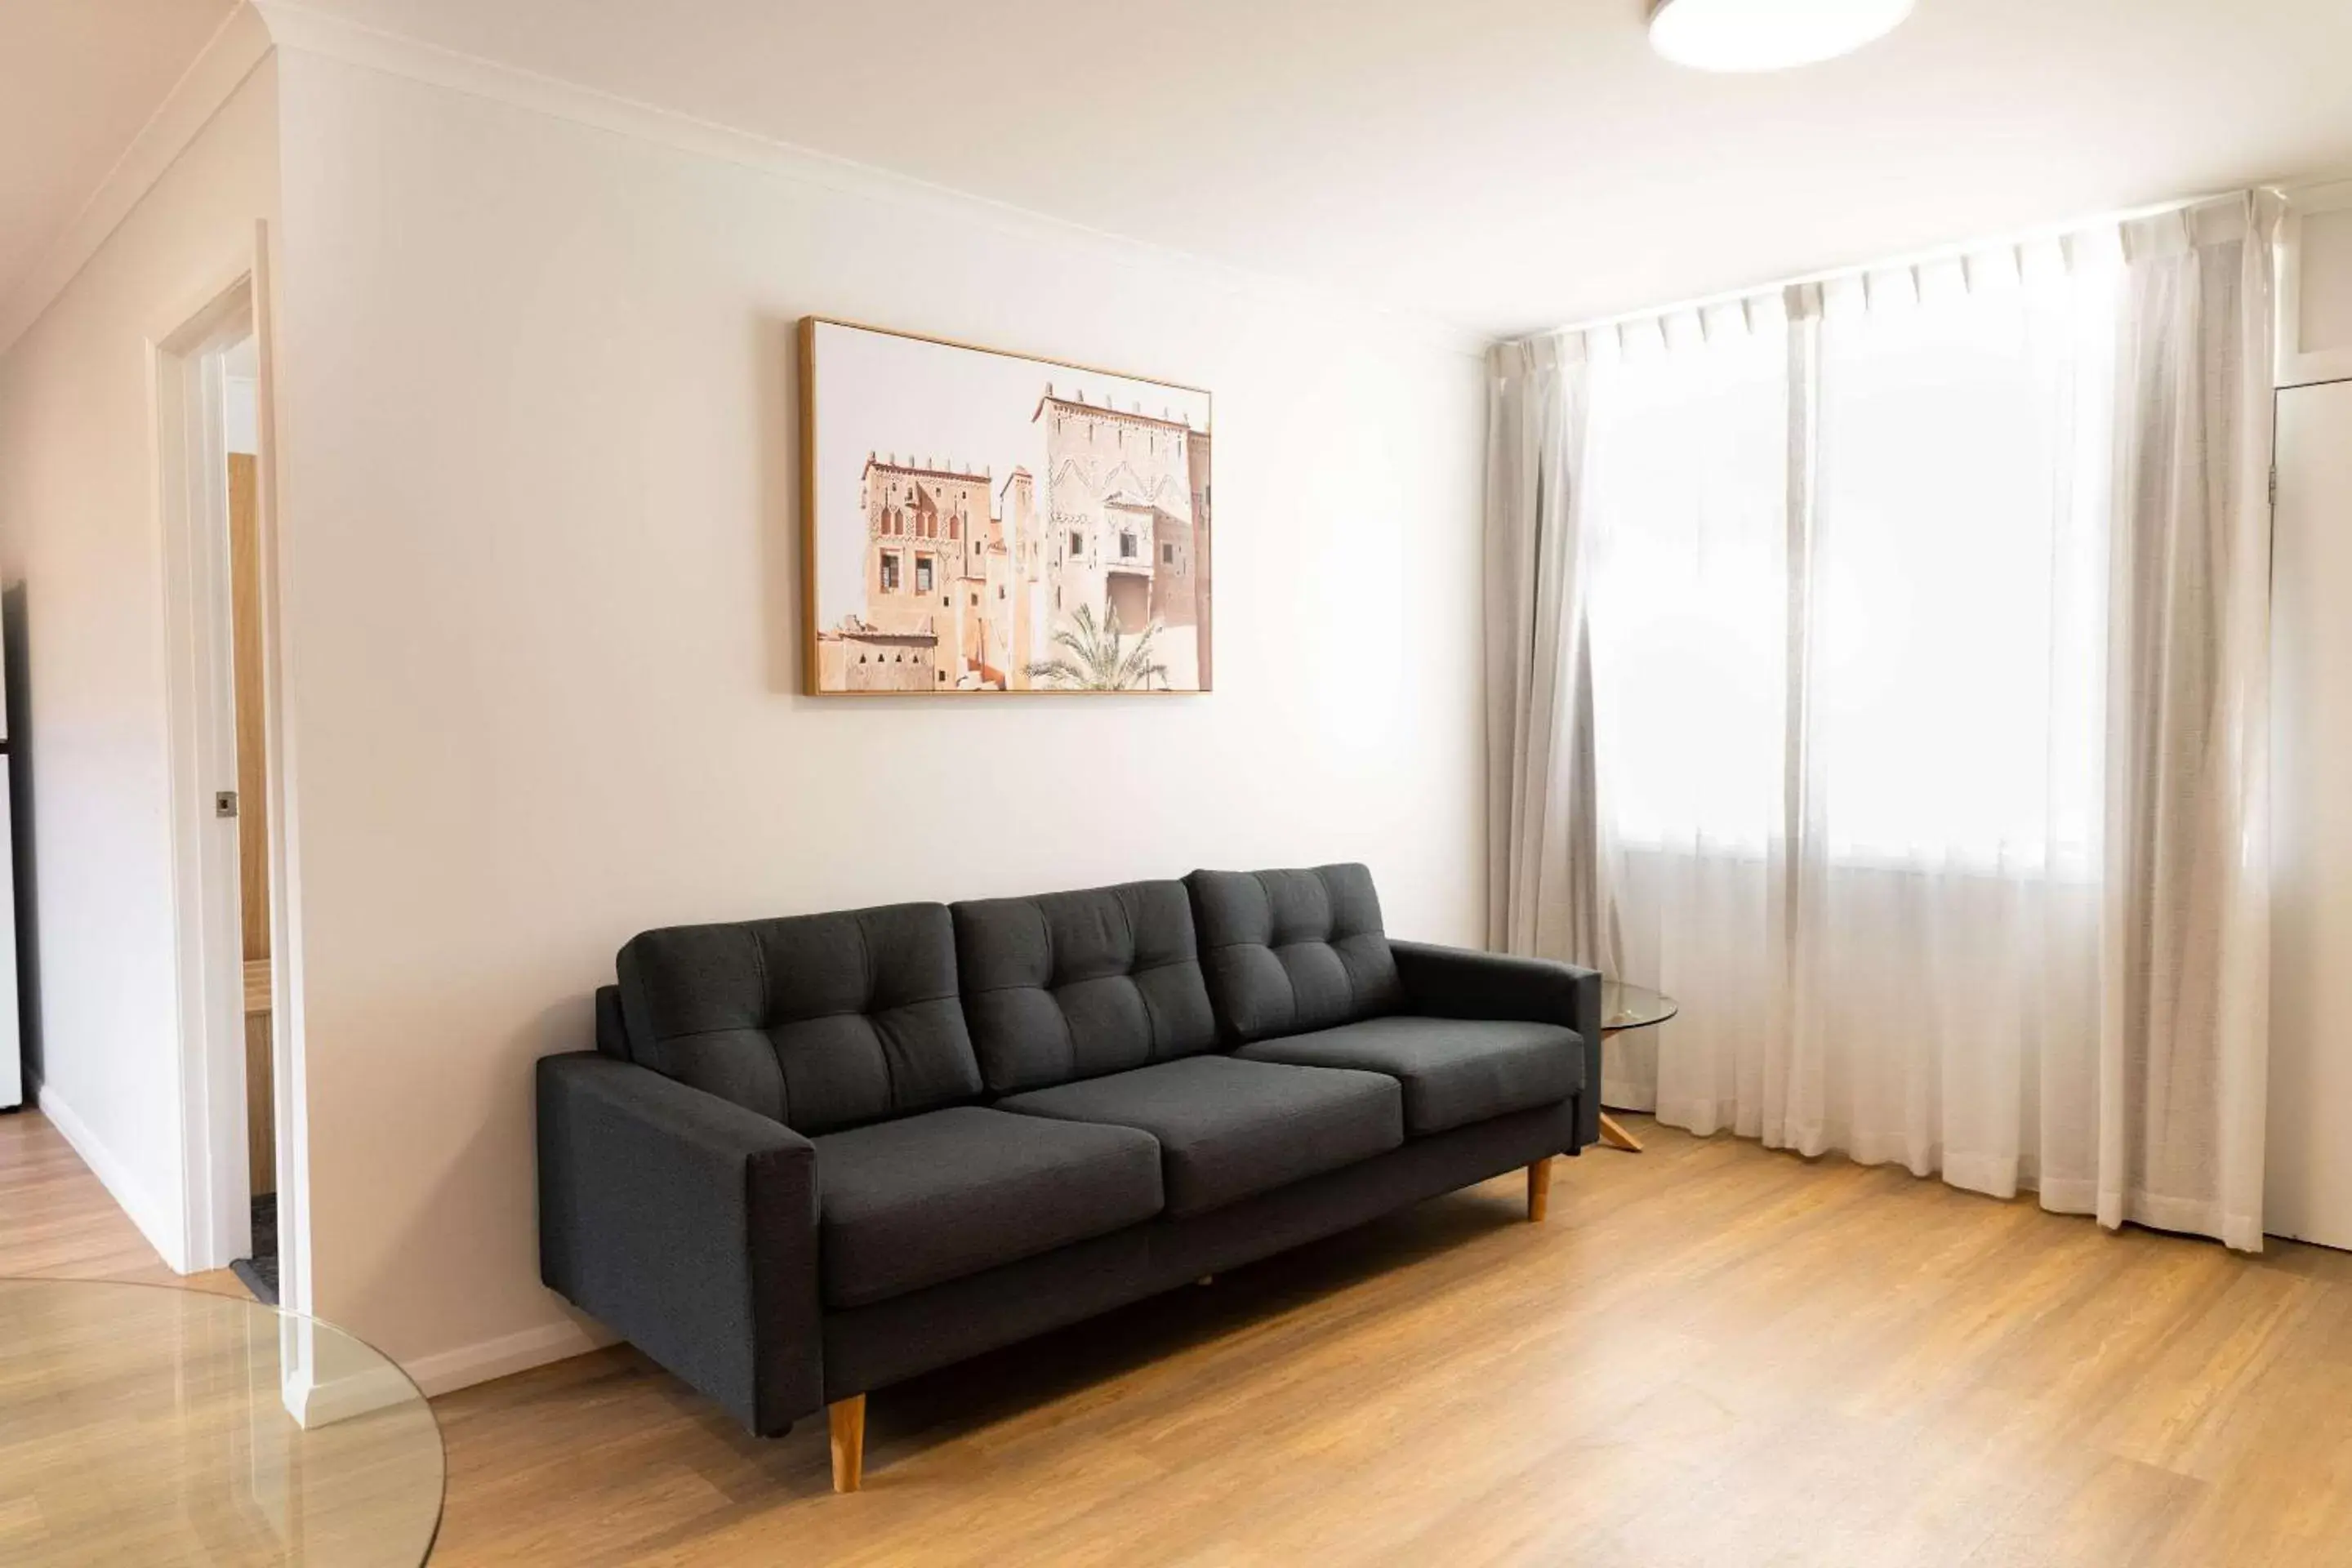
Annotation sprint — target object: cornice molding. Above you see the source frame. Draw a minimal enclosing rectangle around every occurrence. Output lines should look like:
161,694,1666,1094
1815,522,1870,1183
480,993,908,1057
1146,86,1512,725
250,1,1490,361
0,5,274,359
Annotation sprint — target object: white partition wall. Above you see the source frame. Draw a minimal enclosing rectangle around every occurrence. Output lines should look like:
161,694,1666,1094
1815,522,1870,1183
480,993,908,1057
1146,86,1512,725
2268,180,2352,1248
2270,377,2352,1250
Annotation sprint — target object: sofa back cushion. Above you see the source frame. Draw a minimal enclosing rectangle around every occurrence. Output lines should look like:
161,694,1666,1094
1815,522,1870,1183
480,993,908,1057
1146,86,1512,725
617,902,981,1134
1184,863,1405,1044
952,880,1218,1094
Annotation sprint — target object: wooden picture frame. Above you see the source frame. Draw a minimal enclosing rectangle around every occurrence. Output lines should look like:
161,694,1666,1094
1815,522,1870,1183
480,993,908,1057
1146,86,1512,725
800,317,1213,697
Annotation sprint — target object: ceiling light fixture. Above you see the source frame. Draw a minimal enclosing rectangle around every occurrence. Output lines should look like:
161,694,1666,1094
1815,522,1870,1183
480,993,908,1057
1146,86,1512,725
1647,0,1914,73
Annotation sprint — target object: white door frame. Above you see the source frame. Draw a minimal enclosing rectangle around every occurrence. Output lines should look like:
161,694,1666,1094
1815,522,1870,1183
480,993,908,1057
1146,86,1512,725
152,227,305,1291
247,222,310,1322
155,270,256,1274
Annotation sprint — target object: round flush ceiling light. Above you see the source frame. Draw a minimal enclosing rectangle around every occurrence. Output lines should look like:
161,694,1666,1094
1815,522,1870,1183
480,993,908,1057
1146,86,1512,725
1648,0,1914,72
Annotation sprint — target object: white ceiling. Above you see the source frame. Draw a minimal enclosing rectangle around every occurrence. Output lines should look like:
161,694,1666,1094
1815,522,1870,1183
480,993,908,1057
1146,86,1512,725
274,0,2352,336
16,2,2352,339
0,0,237,320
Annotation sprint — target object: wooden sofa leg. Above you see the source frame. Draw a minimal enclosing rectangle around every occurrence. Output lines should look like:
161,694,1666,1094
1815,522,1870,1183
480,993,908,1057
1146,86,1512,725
829,1395,866,1494
1526,1156,1555,1223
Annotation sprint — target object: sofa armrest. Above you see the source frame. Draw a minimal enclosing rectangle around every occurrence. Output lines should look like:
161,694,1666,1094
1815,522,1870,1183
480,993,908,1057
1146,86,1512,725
1389,942,1604,1151
537,1052,822,1435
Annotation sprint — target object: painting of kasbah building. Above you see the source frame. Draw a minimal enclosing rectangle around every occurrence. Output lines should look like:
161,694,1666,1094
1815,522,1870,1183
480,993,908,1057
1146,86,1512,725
802,318,1212,695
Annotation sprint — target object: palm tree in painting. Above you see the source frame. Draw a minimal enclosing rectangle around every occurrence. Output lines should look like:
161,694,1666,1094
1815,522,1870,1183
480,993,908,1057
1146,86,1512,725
1026,603,1169,691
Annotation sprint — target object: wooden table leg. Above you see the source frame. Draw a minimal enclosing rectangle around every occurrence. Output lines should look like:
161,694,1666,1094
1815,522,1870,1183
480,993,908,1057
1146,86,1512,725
1597,1112,1645,1153
829,1395,866,1493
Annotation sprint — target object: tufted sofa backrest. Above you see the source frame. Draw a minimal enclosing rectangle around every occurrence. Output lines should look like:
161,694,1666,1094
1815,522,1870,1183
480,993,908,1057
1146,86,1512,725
616,902,981,1134
951,880,1219,1094
1183,863,1405,1044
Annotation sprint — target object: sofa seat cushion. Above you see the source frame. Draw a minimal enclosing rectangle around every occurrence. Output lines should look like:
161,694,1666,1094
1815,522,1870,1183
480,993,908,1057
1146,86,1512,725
813,1107,1163,1307
996,1056,1403,1218
1235,1016,1583,1136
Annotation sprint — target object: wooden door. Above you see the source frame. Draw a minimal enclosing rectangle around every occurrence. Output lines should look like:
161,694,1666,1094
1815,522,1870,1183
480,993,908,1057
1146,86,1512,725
228,451,274,1198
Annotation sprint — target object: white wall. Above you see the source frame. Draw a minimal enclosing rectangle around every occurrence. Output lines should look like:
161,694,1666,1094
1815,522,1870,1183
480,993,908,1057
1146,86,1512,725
0,53,279,1269
269,49,1488,1387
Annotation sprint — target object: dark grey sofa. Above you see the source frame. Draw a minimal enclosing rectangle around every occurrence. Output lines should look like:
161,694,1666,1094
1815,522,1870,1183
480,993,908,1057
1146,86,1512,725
537,863,1601,1490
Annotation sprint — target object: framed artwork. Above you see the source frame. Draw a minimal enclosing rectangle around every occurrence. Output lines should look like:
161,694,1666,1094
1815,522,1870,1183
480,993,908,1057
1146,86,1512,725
800,318,1213,696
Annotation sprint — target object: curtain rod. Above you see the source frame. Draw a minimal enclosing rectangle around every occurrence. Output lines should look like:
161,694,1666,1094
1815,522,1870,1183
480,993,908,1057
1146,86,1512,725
1521,184,2274,347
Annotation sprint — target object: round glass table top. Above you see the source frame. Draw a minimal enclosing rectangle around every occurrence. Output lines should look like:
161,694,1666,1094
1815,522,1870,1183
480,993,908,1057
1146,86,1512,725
0,1278,443,1566
1601,979,1679,1033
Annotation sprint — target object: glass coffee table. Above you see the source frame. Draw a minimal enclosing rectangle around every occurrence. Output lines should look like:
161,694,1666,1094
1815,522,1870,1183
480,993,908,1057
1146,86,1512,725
0,1278,444,1566
1598,979,1678,1153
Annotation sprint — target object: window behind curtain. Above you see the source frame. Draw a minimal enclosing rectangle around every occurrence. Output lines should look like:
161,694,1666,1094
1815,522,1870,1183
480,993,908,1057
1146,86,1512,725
1588,310,1786,855
1588,246,2119,875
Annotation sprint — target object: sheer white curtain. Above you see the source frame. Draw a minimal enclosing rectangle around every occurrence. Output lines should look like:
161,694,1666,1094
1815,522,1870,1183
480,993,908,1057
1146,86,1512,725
2096,198,2278,1246
1485,334,1618,971
1499,194,2278,1247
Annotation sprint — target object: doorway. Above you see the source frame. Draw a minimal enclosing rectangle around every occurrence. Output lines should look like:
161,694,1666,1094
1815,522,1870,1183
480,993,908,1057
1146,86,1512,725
220,332,278,1301
155,270,287,1298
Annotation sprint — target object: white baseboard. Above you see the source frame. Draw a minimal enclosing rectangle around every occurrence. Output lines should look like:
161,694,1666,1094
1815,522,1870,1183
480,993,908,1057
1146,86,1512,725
29,1073,190,1273
283,1358,420,1428
399,1314,612,1398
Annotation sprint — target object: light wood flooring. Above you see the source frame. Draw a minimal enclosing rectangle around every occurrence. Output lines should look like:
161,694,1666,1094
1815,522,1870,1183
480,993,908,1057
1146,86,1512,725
9,1102,2352,1566
0,1107,243,1294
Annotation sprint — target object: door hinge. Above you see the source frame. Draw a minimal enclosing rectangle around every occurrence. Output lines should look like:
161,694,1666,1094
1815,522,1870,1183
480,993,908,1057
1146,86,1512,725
2270,461,2279,510
215,791,238,819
